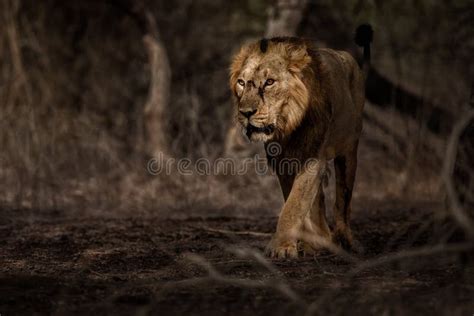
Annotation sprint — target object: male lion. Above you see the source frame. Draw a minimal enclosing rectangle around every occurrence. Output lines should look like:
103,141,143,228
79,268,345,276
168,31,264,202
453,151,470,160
229,25,373,259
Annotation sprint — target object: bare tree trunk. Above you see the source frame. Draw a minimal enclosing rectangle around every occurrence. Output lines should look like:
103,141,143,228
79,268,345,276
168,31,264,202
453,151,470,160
265,0,308,37
142,13,171,158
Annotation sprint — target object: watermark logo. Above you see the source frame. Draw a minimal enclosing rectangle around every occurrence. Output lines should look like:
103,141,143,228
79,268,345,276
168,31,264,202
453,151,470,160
146,142,321,176
266,142,282,156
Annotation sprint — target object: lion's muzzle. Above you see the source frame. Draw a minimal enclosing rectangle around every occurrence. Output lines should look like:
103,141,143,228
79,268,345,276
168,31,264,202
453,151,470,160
245,123,275,139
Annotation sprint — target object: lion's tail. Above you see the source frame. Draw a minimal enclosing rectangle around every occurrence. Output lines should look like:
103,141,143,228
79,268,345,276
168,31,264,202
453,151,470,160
354,24,373,81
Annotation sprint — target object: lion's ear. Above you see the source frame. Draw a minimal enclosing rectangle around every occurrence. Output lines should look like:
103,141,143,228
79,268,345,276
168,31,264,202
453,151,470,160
286,45,311,74
229,44,253,93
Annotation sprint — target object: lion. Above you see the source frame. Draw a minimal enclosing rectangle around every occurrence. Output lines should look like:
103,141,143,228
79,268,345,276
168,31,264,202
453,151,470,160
229,25,373,259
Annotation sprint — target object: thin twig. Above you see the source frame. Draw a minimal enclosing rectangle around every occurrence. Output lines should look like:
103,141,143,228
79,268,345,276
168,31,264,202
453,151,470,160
442,110,474,238
184,252,306,305
202,227,271,237
350,242,474,275
229,247,281,275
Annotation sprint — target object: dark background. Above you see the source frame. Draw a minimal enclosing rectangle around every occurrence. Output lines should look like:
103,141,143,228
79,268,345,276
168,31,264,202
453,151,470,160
0,0,473,315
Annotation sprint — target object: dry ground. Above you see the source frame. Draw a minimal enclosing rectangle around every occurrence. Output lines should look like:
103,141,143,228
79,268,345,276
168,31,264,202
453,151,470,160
1,201,473,316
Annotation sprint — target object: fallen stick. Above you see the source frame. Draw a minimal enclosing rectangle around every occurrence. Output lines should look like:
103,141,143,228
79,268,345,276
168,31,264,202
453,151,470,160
202,227,272,237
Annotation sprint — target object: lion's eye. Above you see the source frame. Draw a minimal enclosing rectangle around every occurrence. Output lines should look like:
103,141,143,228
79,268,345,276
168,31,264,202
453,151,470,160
237,79,245,87
265,79,275,86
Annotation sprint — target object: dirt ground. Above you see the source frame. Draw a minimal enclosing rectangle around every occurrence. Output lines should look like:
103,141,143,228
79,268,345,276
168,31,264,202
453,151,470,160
1,201,473,316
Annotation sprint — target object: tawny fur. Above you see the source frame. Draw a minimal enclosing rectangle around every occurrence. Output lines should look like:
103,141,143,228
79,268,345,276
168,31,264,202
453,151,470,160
229,37,365,258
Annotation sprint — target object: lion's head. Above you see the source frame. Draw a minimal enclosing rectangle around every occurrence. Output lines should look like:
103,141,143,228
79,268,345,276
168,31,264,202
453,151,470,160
229,38,312,142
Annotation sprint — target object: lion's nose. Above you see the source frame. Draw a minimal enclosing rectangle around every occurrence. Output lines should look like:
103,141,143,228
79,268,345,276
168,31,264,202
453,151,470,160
239,109,257,118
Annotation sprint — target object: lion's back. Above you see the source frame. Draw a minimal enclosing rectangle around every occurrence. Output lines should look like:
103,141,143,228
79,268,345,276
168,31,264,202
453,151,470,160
312,48,365,155
313,48,364,114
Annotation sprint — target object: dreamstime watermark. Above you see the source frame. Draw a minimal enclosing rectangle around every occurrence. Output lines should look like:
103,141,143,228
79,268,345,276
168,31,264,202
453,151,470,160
146,142,323,176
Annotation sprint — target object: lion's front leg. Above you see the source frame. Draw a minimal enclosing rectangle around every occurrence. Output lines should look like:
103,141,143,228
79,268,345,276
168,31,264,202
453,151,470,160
265,160,325,259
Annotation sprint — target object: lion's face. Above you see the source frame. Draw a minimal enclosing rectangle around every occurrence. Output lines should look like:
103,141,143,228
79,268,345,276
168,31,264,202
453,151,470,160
230,40,312,142
234,55,293,142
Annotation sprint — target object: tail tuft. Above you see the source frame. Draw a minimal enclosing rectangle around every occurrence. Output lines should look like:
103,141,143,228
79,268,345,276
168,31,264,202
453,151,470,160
355,24,373,48
355,24,373,78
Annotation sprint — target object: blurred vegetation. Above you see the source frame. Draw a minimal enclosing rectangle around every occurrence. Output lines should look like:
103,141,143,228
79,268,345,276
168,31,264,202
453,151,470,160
0,0,472,215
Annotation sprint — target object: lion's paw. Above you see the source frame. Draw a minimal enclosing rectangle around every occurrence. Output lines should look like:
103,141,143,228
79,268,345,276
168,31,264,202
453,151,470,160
264,237,298,259
297,240,327,257
332,231,352,251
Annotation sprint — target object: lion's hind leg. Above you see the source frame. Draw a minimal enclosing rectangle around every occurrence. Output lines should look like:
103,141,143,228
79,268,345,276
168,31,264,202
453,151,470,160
333,145,358,251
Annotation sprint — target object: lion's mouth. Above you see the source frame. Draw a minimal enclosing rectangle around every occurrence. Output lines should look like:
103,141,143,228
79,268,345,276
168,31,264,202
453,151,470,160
246,123,275,138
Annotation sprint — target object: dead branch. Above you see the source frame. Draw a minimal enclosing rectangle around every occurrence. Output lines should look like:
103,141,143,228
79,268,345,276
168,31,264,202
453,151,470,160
202,227,271,237
350,242,474,275
304,241,473,315
228,247,281,276
142,13,171,157
184,251,306,305
442,110,474,238
265,0,308,37
3,0,32,104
